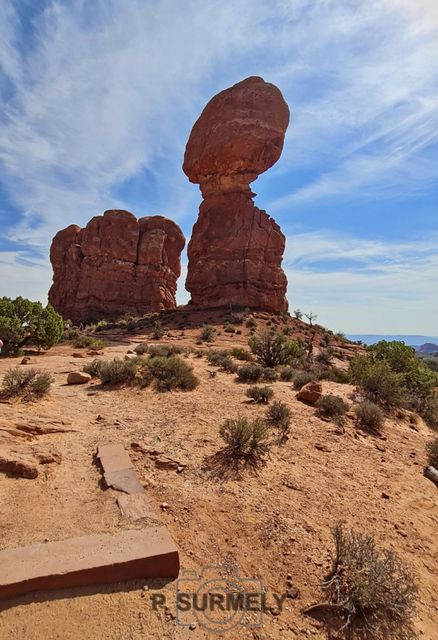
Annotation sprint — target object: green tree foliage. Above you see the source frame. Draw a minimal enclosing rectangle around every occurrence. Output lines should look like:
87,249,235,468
248,331,306,368
0,297,63,356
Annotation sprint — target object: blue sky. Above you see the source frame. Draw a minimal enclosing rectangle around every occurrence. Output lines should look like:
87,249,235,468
0,0,437,333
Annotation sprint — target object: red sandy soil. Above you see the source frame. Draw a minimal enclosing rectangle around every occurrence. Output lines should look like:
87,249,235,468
0,311,436,640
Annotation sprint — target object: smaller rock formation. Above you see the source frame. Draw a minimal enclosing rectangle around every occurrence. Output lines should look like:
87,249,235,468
183,76,290,311
49,210,185,322
67,372,91,385
296,381,322,405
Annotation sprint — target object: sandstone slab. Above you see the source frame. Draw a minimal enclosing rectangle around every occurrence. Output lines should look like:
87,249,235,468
0,528,179,599
67,371,91,385
296,381,322,405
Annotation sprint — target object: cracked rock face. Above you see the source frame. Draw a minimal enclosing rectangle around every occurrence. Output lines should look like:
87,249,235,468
48,210,185,322
183,76,290,312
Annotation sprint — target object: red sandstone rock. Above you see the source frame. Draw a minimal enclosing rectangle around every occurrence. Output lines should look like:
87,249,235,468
296,381,322,405
49,210,185,322
183,76,290,311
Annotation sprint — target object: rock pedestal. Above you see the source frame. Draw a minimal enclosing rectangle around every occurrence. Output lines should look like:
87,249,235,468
183,76,290,311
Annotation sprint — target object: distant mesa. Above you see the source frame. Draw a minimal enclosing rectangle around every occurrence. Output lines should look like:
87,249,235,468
49,210,185,322
183,76,290,312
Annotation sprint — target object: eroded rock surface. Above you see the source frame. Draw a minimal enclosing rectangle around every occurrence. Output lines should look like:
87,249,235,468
183,76,290,311
49,211,185,322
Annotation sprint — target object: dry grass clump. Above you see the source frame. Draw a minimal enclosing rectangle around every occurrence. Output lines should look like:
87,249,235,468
199,325,216,342
207,350,237,373
246,385,274,404
237,363,263,383
147,356,199,392
1,367,52,400
219,417,270,459
318,523,418,640
293,371,313,389
355,400,384,434
316,394,349,419
266,400,291,440
74,336,106,350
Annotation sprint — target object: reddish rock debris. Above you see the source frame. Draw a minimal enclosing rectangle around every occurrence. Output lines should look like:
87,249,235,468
49,210,185,322
183,76,290,312
296,381,322,405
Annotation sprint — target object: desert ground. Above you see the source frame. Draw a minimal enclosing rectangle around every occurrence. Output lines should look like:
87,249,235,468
0,310,437,640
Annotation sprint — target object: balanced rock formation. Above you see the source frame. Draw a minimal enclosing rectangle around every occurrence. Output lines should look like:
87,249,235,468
49,210,185,322
183,76,290,311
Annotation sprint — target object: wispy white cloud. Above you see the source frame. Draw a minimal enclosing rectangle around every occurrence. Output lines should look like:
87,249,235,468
284,231,438,333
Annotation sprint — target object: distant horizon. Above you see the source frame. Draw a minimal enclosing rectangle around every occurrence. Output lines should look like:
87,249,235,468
1,1,437,334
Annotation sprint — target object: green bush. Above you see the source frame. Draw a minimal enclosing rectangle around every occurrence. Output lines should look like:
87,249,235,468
426,437,438,467
293,371,313,390
237,364,263,383
83,358,103,378
262,367,277,382
246,385,274,404
147,356,199,392
230,347,253,361
349,356,405,407
316,394,348,418
249,331,306,368
62,326,80,341
96,358,138,385
0,297,63,356
207,351,237,373
278,365,294,381
422,393,438,431
266,400,291,440
74,336,107,350
313,365,350,384
322,523,417,640
316,347,334,365
219,417,270,458
152,320,165,340
1,367,52,400
200,325,216,342
134,343,183,357
355,400,384,434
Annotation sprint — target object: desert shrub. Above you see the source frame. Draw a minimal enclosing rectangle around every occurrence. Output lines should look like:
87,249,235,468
266,400,291,440
62,325,80,341
236,363,263,383
245,317,257,329
246,385,274,404
349,357,405,407
278,365,294,381
152,320,165,340
97,358,138,385
0,297,63,356
219,417,270,458
74,336,106,350
322,523,417,640
426,437,438,467
316,394,348,418
147,356,199,392
422,393,438,431
83,358,103,378
316,347,334,365
200,325,216,342
230,347,253,361
262,367,277,382
223,323,235,333
423,357,438,372
136,343,183,357
293,371,313,389
207,350,237,373
1,367,52,400
355,400,384,434
313,365,350,384
249,331,306,368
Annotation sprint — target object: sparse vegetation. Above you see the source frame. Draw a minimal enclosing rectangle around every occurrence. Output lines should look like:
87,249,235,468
219,417,270,459
223,323,235,333
152,320,165,340
134,343,183,357
1,367,52,400
320,523,418,640
230,347,253,361
278,365,294,381
355,400,384,434
74,336,107,350
248,331,305,368
246,385,274,404
426,437,438,468
0,296,63,356
266,400,291,440
207,350,237,373
293,370,313,389
94,358,139,385
262,367,277,382
316,394,348,419
236,363,263,383
147,356,199,392
200,325,216,342
316,347,334,365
